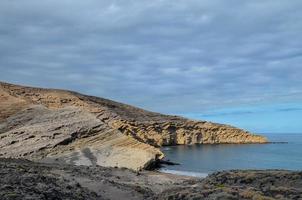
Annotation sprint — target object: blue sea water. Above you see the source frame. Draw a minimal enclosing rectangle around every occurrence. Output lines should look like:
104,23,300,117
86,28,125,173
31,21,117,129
160,133,302,177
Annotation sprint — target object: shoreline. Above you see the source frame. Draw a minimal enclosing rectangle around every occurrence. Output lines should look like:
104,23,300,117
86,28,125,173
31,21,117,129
158,168,209,178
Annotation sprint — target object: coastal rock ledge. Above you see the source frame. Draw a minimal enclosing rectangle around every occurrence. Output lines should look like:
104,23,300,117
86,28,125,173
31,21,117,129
0,81,267,170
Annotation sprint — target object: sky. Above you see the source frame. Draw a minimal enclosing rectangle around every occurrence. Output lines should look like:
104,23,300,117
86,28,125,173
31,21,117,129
0,0,301,133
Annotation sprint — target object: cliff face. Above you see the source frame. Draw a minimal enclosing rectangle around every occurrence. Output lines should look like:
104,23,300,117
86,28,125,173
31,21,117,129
0,82,267,170
112,120,266,147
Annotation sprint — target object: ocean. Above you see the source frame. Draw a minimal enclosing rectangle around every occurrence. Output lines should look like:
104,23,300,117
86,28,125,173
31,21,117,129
159,133,302,177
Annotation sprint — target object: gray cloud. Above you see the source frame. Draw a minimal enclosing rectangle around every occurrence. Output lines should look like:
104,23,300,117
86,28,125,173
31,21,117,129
0,0,302,113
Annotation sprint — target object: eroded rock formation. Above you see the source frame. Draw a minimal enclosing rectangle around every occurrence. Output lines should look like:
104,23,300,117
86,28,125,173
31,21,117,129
0,81,267,170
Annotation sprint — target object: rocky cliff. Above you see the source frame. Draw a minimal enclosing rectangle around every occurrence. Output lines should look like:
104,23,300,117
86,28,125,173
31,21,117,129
0,81,267,170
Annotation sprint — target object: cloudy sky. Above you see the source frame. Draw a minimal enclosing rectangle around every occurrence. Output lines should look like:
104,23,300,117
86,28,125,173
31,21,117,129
1,0,302,133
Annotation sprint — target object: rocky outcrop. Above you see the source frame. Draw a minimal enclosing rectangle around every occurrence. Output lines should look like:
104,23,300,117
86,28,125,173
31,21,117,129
0,105,163,170
153,170,302,200
1,158,301,200
0,81,267,170
112,120,266,147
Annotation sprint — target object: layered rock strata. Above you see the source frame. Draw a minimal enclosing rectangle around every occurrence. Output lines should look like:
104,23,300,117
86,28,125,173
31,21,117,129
0,81,267,169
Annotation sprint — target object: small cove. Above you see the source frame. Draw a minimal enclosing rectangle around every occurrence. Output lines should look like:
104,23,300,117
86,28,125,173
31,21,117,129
160,133,302,177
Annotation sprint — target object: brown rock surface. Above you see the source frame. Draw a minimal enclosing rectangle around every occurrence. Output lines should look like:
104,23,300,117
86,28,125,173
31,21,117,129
0,81,267,169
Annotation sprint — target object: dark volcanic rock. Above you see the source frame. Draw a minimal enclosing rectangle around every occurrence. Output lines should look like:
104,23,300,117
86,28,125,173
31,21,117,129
0,158,301,200
0,158,192,200
153,170,302,200
0,159,100,200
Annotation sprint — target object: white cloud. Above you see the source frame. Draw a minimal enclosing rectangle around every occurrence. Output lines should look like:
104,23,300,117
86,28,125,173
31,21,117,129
0,0,302,113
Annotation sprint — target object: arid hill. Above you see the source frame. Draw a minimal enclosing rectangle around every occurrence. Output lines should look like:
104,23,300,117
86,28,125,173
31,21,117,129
0,81,267,170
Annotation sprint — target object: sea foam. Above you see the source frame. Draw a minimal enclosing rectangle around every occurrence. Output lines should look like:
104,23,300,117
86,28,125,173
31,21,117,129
159,169,208,178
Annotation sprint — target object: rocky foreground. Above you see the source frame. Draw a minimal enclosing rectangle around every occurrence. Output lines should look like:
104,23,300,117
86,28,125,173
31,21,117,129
0,158,301,200
0,82,267,170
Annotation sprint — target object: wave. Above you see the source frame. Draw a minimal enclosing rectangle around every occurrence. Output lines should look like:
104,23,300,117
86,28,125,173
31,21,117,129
161,147,171,151
159,169,208,178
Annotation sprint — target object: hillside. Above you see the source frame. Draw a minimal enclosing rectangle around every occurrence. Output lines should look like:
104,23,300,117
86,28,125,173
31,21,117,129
0,81,267,170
